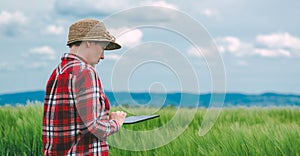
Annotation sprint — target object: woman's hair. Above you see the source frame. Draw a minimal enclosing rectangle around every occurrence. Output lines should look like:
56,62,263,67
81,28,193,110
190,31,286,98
68,41,82,48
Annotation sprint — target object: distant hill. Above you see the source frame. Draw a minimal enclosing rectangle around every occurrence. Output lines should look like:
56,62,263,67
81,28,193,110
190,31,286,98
0,91,45,106
0,91,300,107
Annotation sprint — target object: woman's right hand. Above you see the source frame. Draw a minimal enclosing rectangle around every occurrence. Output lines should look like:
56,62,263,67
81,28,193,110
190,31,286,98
109,111,127,126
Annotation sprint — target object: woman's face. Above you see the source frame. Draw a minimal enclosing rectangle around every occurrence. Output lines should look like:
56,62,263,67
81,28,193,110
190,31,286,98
89,42,106,65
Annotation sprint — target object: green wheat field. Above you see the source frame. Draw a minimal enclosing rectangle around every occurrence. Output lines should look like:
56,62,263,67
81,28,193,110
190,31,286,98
0,102,299,156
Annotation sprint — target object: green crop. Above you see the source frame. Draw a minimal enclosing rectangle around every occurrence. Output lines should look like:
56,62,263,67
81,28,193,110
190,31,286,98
0,102,299,156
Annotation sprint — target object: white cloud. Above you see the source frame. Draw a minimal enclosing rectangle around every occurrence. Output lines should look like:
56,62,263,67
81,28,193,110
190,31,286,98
46,25,64,35
217,35,294,58
255,32,299,58
28,46,56,60
54,0,131,16
201,8,219,18
19,46,56,69
187,47,213,58
0,62,15,71
109,28,143,48
187,47,201,57
256,32,300,50
0,11,27,25
236,60,248,66
254,48,291,58
105,54,121,61
54,0,177,17
144,1,178,9
0,11,28,36
223,37,240,52
216,36,253,57
24,62,48,69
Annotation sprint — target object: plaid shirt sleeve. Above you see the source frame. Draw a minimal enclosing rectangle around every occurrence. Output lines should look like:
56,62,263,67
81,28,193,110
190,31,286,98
75,67,120,139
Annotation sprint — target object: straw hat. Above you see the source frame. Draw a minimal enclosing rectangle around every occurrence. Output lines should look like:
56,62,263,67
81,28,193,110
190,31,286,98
67,19,121,50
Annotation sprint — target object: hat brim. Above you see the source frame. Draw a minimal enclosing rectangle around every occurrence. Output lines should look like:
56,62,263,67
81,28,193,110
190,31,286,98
105,41,121,50
67,39,121,50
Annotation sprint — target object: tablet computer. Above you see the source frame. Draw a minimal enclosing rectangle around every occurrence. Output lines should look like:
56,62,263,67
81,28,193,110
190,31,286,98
124,114,160,124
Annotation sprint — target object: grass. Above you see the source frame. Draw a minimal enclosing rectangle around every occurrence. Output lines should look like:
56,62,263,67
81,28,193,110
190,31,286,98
0,102,299,155
0,102,43,155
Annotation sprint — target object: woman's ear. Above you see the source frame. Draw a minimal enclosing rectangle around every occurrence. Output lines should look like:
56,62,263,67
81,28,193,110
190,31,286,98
85,41,91,48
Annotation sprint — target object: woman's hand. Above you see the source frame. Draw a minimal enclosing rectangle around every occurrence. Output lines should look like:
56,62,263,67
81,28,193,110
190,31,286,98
109,111,127,126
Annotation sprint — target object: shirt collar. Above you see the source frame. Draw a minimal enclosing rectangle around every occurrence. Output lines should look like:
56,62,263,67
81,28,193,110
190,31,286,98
61,53,88,64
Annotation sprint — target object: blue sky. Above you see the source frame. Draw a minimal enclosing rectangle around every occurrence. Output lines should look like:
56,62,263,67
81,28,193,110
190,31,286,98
0,0,300,94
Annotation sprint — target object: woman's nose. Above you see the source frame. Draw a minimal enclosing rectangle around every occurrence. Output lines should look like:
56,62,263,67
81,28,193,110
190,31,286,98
100,53,104,59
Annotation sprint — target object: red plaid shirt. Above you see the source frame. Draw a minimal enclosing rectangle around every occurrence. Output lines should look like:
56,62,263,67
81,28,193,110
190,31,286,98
42,53,120,156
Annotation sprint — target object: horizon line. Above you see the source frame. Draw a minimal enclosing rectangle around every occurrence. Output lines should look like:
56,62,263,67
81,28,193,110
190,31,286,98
0,90,300,96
